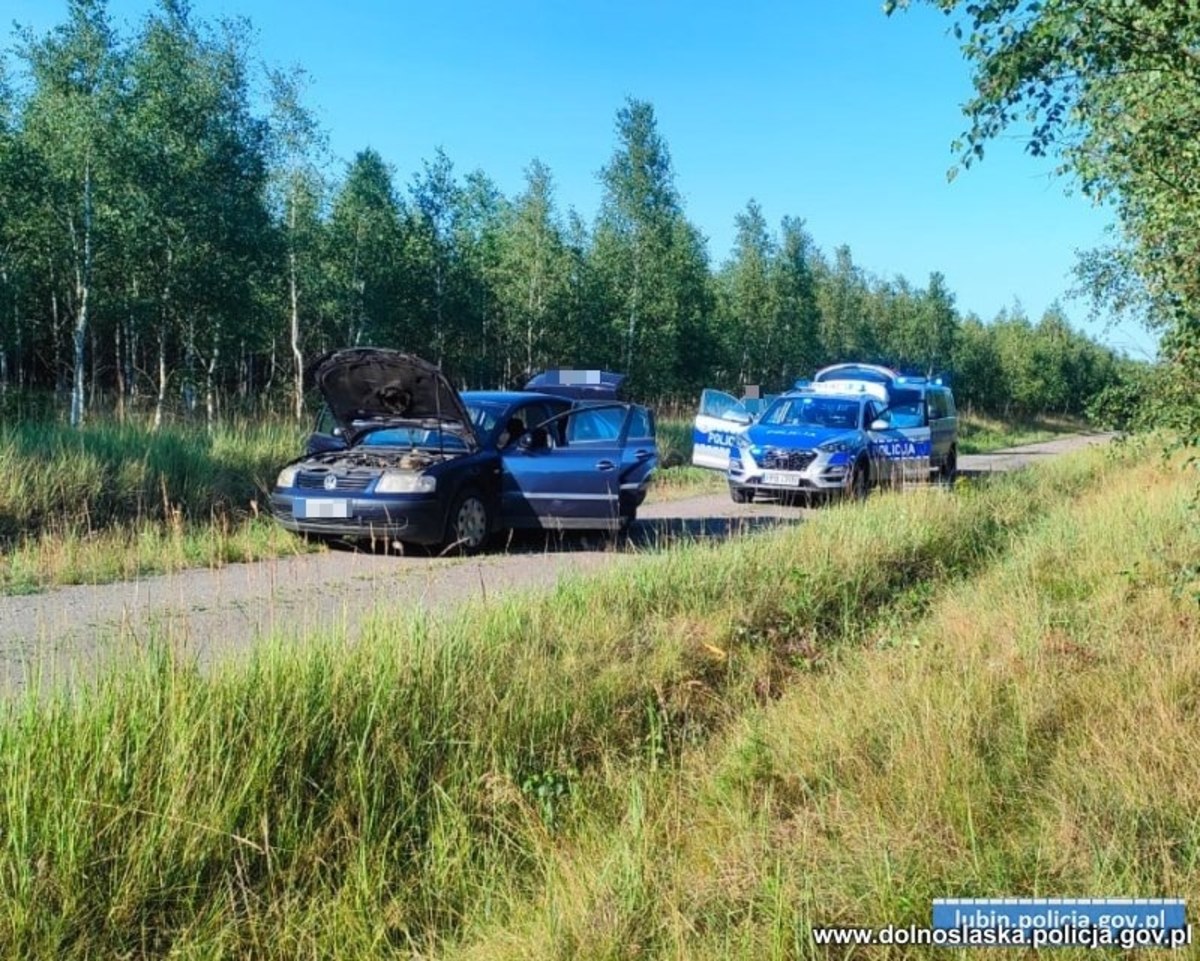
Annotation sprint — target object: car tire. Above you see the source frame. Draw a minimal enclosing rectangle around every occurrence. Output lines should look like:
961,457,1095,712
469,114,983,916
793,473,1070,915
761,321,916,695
849,460,869,501
942,446,958,487
444,488,492,555
730,487,753,504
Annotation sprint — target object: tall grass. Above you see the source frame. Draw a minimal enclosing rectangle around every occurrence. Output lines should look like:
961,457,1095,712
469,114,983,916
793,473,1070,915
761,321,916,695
0,444,1137,957
0,418,302,538
454,445,1199,960
0,418,311,592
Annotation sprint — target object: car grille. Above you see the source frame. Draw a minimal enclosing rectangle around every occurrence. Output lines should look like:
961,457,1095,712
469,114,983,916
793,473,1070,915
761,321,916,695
296,470,374,492
761,449,816,471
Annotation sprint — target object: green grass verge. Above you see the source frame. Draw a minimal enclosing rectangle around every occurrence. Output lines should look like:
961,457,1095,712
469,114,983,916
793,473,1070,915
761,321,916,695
0,442,1144,957
451,442,1196,960
956,411,1085,454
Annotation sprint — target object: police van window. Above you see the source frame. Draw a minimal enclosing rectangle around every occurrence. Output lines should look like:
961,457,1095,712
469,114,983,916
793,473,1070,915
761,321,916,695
942,389,957,416
884,389,925,429
928,390,946,420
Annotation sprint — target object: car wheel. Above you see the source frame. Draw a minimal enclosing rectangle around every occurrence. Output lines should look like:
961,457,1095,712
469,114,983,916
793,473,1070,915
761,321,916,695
849,460,869,501
618,508,636,532
445,489,492,555
942,446,958,486
730,487,753,504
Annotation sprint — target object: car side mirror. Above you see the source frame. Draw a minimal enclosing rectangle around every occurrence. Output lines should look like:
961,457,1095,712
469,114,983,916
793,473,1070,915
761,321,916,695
870,418,889,431
332,426,343,437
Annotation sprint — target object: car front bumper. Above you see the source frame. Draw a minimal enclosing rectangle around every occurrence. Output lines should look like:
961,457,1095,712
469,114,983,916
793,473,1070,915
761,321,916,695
728,448,854,493
270,492,446,544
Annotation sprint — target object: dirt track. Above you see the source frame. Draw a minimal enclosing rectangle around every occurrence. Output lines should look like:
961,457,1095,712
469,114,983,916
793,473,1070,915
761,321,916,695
0,431,1114,692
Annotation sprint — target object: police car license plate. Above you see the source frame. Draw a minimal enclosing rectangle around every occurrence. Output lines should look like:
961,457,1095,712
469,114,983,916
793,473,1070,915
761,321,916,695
763,471,801,487
300,498,349,518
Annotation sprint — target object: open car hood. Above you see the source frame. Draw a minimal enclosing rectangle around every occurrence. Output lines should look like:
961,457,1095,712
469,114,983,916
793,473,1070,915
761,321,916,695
309,348,475,445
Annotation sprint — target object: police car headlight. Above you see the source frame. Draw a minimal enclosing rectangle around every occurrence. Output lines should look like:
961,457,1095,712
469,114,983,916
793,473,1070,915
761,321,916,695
276,465,300,488
817,440,853,454
375,472,436,494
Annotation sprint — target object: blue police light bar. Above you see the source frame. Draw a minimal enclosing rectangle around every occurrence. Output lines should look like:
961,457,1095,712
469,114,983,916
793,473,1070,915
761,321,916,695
793,378,812,390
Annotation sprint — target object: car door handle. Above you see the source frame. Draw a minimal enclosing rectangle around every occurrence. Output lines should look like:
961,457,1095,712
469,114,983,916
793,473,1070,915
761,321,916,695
633,449,652,461
596,459,616,471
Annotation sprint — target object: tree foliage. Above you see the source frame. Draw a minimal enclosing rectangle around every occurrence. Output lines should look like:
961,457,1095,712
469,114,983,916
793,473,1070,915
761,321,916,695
888,0,1200,445
0,4,1133,423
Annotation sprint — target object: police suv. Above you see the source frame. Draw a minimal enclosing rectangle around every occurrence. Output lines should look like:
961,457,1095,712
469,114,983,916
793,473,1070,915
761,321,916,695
692,364,959,503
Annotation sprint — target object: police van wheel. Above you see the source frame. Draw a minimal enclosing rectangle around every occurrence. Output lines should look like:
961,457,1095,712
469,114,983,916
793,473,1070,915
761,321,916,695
730,487,753,504
942,447,958,486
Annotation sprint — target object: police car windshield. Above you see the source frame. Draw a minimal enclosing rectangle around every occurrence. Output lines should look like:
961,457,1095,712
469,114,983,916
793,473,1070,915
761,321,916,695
761,395,861,430
884,388,925,429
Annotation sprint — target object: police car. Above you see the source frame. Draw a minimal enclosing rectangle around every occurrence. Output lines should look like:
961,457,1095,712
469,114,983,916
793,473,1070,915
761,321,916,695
692,363,959,502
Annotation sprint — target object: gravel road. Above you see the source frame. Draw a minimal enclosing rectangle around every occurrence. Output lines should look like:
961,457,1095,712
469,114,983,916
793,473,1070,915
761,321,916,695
0,431,1114,692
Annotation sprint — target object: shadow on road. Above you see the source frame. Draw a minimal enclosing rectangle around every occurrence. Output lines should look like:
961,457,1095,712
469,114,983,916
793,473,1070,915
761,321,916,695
323,510,804,559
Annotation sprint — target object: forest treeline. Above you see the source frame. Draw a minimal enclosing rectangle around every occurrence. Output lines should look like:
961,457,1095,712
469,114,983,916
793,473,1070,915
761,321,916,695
0,1,1135,426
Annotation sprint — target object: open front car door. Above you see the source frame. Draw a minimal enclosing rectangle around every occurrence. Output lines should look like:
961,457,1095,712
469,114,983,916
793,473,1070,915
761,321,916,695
693,388,752,470
501,403,653,531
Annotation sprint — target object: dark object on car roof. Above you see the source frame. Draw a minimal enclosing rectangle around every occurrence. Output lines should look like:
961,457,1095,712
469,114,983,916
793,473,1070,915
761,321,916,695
523,369,626,400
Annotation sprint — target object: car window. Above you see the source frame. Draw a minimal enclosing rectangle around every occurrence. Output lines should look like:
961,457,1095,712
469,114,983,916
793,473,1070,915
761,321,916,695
464,400,506,436
495,402,555,448
761,396,861,430
565,406,625,444
943,390,957,416
627,406,653,439
315,405,338,435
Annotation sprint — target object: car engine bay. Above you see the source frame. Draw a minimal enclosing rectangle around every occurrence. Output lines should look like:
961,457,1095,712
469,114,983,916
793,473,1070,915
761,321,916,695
303,448,458,472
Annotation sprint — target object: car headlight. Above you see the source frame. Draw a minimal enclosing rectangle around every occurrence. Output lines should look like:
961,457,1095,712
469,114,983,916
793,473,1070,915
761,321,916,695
276,465,300,488
817,440,854,453
375,471,436,494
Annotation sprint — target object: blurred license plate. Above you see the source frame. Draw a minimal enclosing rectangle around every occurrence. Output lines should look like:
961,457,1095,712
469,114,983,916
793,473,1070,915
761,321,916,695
763,471,801,487
300,498,349,518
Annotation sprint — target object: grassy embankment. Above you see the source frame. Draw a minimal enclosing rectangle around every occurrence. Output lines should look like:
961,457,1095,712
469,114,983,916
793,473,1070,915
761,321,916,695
956,411,1088,454
3,439,1195,958
0,411,1086,594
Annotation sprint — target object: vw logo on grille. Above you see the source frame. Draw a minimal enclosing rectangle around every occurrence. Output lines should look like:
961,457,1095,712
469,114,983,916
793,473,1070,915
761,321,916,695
323,474,338,491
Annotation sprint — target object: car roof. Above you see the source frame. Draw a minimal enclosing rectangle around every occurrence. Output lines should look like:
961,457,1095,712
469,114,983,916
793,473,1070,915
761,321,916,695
778,388,868,402
460,390,569,407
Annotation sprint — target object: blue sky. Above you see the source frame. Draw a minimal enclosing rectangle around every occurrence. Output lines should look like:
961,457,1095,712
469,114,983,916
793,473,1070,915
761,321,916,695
7,0,1157,358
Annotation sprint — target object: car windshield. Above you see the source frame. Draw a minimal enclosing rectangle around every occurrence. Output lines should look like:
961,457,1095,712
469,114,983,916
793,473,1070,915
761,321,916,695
883,388,925,429
464,400,507,436
761,396,861,430
356,425,471,450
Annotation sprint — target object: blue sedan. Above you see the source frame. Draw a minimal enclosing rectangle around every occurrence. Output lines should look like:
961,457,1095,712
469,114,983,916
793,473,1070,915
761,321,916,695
270,349,658,552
